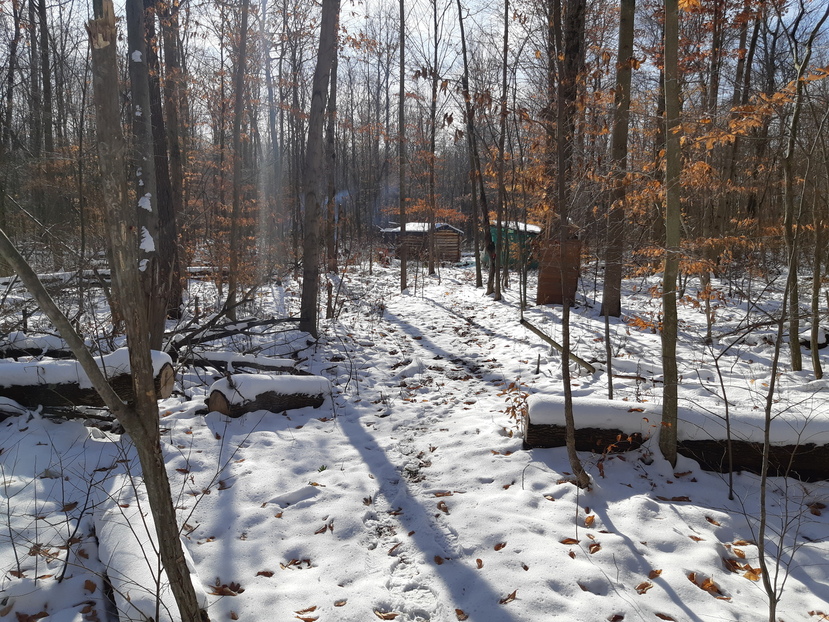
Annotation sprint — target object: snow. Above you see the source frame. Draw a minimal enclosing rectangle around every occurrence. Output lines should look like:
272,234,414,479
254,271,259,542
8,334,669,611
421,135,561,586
131,50,142,62
140,226,156,253
2,264,829,622
0,348,171,388
138,193,152,211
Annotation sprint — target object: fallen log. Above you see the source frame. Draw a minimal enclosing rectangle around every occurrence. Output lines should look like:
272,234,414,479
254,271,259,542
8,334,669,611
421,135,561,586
522,396,829,481
206,374,330,418
0,349,174,408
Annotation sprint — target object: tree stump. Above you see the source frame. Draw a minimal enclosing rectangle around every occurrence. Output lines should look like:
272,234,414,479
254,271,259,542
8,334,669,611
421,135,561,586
205,374,329,418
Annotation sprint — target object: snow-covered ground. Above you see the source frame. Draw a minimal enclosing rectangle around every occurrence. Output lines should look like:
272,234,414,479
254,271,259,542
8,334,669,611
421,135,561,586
2,261,829,621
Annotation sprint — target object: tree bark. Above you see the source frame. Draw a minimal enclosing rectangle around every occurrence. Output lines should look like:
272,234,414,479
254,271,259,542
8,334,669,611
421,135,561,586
299,0,340,337
127,0,164,349
660,0,682,467
456,0,482,288
780,4,829,372
600,0,634,319
227,0,251,321
85,2,208,618
399,0,408,292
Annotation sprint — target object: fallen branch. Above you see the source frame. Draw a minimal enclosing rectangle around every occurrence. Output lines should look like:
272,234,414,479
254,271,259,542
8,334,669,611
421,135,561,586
519,318,596,373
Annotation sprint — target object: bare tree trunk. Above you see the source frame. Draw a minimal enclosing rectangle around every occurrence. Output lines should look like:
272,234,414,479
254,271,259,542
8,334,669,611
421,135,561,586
75,4,208,619
227,0,251,320
399,0,408,292
127,0,163,348
325,52,339,319
551,0,589,488
600,0,634,319
299,0,340,337
660,0,682,467
493,0,510,301
426,0,439,276
456,0,481,288
780,4,829,372
159,0,186,318
38,0,53,154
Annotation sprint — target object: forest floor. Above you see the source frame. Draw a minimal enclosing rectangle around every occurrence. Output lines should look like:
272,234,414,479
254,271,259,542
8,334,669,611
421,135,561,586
2,260,829,622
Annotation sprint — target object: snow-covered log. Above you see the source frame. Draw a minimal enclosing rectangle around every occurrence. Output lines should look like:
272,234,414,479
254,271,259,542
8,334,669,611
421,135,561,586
206,373,330,417
523,396,829,481
0,349,174,408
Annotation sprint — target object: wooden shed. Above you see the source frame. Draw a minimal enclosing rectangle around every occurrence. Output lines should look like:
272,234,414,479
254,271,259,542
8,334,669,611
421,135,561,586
380,222,463,263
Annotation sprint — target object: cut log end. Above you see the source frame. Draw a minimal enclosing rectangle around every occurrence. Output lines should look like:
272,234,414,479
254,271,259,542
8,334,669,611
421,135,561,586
155,362,175,399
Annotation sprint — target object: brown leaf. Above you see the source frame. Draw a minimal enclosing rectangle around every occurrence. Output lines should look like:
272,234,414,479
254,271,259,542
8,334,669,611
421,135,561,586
688,535,704,542
733,539,753,546
374,611,398,620
734,548,746,559
435,491,453,497
0,604,12,617
608,615,625,622
314,524,328,535
36,574,53,580
295,617,318,622
256,571,274,578
655,615,676,621
229,613,239,621
577,582,591,592
494,542,506,551
584,515,595,527
722,557,740,573
77,548,89,559
589,542,602,554
476,558,483,569
560,538,579,545
434,555,445,565
455,609,469,621
334,600,347,607
648,569,662,579
635,581,652,594
568,550,576,559
84,579,97,593
61,501,78,512
295,606,317,614
743,566,762,582
437,501,450,514
656,496,692,502
499,589,517,604
8,570,26,578
218,480,232,490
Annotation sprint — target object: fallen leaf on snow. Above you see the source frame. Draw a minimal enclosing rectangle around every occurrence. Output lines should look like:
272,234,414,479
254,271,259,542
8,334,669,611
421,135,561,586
494,542,506,551
499,590,517,604
455,609,469,621
374,611,398,620
648,569,662,579
635,581,653,594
